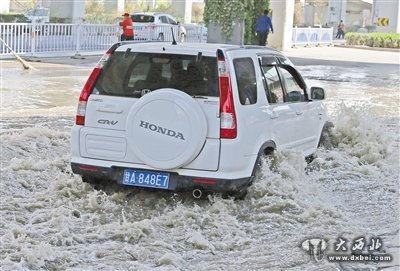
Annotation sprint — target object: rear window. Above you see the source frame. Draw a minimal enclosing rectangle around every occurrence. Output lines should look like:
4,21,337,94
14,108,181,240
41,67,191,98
131,15,155,23
94,52,219,97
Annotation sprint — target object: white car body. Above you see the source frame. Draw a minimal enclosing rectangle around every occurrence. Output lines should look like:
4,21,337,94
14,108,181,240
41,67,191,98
131,12,186,42
70,42,330,197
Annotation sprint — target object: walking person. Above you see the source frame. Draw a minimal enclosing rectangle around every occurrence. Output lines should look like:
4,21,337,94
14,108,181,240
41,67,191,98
335,20,345,39
255,9,274,46
119,12,134,41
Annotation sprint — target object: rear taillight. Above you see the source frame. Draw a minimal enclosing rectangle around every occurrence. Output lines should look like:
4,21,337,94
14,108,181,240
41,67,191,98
192,178,217,184
79,165,98,171
75,51,111,125
218,52,237,139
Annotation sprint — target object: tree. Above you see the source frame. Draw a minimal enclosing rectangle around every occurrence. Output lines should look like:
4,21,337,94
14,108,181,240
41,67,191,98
204,0,246,40
204,0,269,44
244,0,270,44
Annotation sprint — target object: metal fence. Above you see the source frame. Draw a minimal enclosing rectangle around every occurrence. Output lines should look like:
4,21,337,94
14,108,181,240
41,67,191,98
292,27,334,47
1,23,332,57
0,22,207,58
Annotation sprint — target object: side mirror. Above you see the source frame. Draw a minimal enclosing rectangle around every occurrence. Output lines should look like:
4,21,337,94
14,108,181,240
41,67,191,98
310,86,325,100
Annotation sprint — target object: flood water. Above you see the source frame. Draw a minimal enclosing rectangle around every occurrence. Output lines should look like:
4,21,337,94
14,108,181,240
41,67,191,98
1,53,399,270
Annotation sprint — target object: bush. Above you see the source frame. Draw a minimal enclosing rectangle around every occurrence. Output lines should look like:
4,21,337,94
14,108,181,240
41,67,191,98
345,32,400,48
0,14,30,23
204,0,269,44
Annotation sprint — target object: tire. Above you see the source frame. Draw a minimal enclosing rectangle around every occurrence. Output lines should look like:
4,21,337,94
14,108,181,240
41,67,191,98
223,189,248,200
253,146,276,175
318,122,334,148
81,176,102,185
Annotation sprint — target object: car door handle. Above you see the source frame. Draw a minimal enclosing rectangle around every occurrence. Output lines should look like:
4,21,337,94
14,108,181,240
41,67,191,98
296,111,303,115
97,106,123,114
269,111,279,119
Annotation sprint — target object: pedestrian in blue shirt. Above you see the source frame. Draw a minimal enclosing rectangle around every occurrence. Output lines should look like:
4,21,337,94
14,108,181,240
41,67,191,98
255,9,274,46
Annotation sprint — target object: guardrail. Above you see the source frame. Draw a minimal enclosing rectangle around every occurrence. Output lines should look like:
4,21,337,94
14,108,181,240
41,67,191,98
0,22,207,58
292,27,334,47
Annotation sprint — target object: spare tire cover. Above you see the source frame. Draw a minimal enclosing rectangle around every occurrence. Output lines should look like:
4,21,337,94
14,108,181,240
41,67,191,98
126,88,207,170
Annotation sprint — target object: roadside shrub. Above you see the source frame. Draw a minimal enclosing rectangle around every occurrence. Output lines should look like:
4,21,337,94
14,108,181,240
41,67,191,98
345,32,400,48
0,14,30,23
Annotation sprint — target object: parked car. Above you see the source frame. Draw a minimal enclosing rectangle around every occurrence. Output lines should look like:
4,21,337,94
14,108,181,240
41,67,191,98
71,42,331,199
131,12,186,42
24,7,50,24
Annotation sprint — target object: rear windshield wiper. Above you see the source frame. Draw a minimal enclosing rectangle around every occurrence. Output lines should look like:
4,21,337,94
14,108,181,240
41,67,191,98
191,95,208,99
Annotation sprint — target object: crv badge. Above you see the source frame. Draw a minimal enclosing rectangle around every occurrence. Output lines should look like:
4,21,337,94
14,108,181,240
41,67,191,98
139,120,185,140
98,119,118,125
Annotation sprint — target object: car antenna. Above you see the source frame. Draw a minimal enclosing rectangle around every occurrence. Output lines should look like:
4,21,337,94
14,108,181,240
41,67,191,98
171,26,177,45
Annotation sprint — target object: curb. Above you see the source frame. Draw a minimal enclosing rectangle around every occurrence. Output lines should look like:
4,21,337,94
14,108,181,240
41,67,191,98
334,44,400,53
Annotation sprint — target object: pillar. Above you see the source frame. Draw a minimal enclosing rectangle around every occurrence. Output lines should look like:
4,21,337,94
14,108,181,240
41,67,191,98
268,0,295,50
0,0,10,13
373,0,400,33
170,0,192,23
104,0,125,14
49,0,85,23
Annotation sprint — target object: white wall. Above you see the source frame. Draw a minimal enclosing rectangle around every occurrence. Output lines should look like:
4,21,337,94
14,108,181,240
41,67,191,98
304,5,315,26
0,0,10,13
373,0,400,33
104,0,125,14
171,0,192,23
50,0,85,23
269,0,295,50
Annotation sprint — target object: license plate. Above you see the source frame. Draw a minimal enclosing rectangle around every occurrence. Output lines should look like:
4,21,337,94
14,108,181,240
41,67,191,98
122,169,169,189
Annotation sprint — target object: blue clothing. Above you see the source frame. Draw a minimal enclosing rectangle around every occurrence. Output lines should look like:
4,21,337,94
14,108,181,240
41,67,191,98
255,15,273,33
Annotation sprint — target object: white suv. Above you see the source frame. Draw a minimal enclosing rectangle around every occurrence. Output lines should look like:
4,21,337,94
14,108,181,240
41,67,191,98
131,12,186,42
71,42,331,198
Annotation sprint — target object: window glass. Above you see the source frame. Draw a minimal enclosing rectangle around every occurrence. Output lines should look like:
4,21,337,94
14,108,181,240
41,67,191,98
167,16,177,25
160,16,169,23
131,15,155,23
276,55,294,65
94,52,219,98
278,67,304,102
261,65,284,103
233,58,257,105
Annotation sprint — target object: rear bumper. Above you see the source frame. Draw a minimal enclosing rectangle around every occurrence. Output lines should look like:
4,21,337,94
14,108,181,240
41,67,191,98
71,162,252,193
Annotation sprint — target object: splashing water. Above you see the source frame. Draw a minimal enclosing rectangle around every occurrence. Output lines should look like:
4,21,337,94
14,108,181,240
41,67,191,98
0,109,398,270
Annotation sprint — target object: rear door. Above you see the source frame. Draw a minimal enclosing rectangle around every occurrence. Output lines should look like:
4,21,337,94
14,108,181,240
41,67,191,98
81,47,221,170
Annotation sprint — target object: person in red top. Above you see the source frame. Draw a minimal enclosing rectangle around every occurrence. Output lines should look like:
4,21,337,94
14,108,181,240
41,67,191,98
119,13,134,41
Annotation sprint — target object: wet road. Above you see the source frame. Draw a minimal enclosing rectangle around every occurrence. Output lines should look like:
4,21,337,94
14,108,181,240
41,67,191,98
1,47,399,270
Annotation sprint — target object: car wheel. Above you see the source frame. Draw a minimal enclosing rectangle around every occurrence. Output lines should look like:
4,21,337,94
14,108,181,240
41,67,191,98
318,122,335,148
223,189,248,200
81,176,102,185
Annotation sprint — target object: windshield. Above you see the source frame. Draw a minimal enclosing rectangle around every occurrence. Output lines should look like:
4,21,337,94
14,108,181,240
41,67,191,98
26,8,49,16
131,15,155,23
94,52,219,98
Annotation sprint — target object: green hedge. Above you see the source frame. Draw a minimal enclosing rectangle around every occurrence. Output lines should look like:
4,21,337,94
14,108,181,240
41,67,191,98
0,14,30,23
345,32,400,48
204,0,270,44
